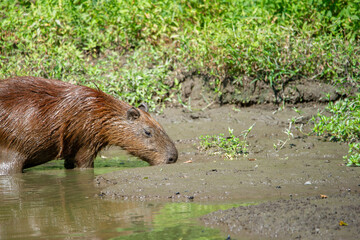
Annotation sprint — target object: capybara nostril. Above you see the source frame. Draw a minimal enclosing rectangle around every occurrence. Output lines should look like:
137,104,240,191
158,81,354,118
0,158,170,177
167,157,176,164
166,149,178,164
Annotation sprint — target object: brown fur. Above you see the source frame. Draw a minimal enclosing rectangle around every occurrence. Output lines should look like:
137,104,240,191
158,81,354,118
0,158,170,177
0,77,177,174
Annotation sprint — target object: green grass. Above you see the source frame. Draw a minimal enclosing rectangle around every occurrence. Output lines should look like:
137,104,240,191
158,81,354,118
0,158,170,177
199,125,254,160
1,0,359,105
313,94,360,166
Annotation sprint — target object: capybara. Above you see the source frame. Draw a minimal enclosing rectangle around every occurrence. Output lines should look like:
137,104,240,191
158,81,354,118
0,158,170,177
0,76,178,174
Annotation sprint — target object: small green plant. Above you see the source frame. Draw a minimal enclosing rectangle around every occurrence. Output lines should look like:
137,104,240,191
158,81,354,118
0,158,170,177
313,94,360,166
274,107,307,150
273,122,294,151
345,143,360,167
199,124,254,160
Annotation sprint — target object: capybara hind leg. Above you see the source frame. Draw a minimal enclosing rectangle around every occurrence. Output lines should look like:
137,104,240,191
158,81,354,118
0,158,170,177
74,147,95,168
0,148,25,175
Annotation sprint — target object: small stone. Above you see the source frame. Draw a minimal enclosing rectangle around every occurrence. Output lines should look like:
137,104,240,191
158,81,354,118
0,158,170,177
98,192,105,197
304,181,312,185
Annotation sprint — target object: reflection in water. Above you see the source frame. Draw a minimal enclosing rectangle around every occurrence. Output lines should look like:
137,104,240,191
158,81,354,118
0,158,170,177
0,169,236,240
0,170,159,239
115,203,240,240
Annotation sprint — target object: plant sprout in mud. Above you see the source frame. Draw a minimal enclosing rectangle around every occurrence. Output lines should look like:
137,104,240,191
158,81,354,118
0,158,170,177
273,107,307,151
199,124,254,160
313,94,360,166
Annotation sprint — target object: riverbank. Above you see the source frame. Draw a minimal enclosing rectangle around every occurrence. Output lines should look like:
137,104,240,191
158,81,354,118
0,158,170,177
95,105,360,239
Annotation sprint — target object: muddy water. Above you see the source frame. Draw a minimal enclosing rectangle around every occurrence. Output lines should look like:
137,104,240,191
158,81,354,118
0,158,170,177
0,163,245,240
0,169,143,239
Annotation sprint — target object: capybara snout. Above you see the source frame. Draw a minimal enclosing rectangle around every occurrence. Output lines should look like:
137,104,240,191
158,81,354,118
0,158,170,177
0,76,178,174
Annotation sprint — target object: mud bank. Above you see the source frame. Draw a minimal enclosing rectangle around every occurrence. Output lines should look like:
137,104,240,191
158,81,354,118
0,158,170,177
201,193,360,240
95,105,360,239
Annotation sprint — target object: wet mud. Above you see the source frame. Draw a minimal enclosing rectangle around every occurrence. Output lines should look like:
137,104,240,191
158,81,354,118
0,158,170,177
201,193,360,240
96,105,360,239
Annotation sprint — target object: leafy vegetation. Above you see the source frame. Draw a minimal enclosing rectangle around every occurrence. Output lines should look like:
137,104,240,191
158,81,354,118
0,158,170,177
1,0,359,107
313,94,360,166
199,125,254,160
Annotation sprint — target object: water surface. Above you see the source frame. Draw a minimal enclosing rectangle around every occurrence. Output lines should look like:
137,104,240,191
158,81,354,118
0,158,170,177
0,164,239,240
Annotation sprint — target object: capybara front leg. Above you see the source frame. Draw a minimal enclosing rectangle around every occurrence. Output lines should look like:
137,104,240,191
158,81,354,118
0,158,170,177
74,147,95,168
0,147,26,175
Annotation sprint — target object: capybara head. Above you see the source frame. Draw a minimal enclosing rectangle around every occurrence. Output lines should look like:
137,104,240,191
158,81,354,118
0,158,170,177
108,103,178,165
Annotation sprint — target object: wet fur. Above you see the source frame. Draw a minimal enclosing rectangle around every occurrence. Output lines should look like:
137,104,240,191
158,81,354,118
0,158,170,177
0,77,177,174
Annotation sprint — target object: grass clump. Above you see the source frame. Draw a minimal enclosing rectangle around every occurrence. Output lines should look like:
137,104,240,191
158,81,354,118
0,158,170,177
199,125,254,160
313,94,360,166
81,47,178,112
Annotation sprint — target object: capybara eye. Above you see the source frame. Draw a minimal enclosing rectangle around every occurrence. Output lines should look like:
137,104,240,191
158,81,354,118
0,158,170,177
144,129,152,137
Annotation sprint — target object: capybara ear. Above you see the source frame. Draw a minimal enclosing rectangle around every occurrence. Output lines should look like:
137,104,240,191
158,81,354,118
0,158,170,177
127,107,140,121
138,103,148,112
